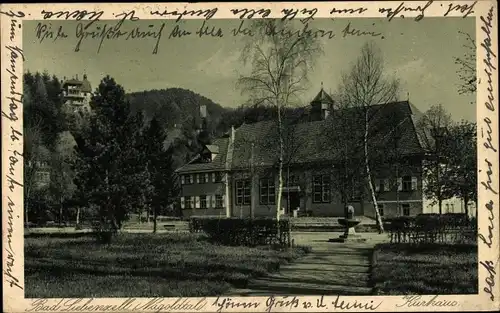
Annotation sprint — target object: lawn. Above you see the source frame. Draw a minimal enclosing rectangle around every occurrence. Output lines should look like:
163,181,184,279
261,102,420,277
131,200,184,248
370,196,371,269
371,243,478,295
25,232,310,298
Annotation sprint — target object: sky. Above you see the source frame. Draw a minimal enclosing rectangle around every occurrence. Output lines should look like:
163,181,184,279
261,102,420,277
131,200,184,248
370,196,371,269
23,17,476,121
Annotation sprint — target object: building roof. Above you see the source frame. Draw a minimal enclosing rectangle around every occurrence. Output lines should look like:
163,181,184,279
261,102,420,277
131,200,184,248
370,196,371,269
176,101,425,173
62,76,92,93
311,88,334,104
175,137,229,173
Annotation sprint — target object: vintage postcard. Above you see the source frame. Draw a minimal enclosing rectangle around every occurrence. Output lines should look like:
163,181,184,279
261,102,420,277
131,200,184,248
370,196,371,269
1,1,499,312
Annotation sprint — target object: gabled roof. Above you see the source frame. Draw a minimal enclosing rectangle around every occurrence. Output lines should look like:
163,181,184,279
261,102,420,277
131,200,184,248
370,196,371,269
230,101,425,169
63,78,92,93
175,101,425,174
175,137,228,173
311,88,334,104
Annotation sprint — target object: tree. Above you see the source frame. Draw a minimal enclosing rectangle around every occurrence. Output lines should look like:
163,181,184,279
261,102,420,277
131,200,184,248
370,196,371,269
237,19,323,225
417,104,454,214
48,151,76,226
144,117,178,232
443,120,477,218
337,41,400,232
24,118,50,228
454,31,476,95
74,76,145,239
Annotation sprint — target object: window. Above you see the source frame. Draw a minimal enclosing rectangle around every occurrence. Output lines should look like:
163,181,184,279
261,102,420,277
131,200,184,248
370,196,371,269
402,204,410,216
236,179,251,205
182,175,194,185
200,195,208,209
377,204,384,217
185,196,193,209
378,180,385,192
260,178,276,205
402,176,412,191
199,173,208,184
285,175,298,187
313,175,331,203
215,195,224,208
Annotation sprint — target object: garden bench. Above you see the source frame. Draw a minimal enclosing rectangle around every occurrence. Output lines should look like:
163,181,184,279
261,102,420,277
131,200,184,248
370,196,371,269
164,224,176,230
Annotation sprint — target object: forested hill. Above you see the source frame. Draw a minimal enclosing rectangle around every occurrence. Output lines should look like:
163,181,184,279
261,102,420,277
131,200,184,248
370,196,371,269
127,88,228,136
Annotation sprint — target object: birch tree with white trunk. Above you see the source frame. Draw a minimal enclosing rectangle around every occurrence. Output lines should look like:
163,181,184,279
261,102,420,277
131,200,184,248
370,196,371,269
237,20,323,225
338,41,400,233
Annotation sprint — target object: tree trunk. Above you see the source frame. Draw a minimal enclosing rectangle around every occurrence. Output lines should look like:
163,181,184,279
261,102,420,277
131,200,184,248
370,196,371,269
438,198,443,214
59,196,63,227
153,206,158,233
395,161,400,217
276,98,284,241
76,207,80,225
364,110,384,233
463,193,469,220
25,187,31,230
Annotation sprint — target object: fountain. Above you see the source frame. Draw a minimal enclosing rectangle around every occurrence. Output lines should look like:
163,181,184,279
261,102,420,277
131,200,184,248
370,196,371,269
329,205,366,243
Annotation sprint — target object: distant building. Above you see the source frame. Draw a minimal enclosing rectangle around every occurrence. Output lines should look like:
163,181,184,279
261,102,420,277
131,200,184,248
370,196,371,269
61,74,92,114
176,87,429,219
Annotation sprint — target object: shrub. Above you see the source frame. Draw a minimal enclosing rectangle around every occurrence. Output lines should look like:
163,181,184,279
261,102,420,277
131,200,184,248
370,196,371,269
189,217,290,247
386,214,476,244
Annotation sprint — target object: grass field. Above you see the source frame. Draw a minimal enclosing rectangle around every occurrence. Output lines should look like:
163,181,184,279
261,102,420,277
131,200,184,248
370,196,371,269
371,243,478,295
25,232,310,297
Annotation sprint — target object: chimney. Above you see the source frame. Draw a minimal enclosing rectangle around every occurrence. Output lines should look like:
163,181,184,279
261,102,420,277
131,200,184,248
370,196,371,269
76,74,79,80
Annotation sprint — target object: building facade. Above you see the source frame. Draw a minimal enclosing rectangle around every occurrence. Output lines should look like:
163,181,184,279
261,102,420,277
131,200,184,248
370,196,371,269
61,74,93,114
176,88,427,219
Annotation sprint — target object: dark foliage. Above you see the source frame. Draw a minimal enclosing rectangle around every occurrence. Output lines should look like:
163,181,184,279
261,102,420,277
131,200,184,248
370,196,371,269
190,217,291,247
384,213,476,244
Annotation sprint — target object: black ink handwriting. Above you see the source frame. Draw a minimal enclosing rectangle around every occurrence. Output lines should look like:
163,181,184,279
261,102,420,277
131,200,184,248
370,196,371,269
341,22,383,39
481,159,498,195
397,296,459,307
330,7,368,15
3,45,24,122
230,8,271,19
196,21,223,38
0,10,25,18
75,22,165,54
4,196,23,290
332,296,382,310
265,296,299,313
480,7,496,112
281,8,318,23
150,8,218,22
168,24,192,39
478,200,495,248
480,260,496,301
212,297,260,313
443,1,477,18
35,22,68,44
482,117,497,152
40,9,104,29
379,1,434,22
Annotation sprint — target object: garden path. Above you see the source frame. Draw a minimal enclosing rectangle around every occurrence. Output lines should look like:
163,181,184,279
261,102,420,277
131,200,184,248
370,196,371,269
230,232,389,296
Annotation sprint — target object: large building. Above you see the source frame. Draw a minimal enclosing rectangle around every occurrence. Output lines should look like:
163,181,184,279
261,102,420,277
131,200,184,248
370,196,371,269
61,74,93,115
176,88,428,219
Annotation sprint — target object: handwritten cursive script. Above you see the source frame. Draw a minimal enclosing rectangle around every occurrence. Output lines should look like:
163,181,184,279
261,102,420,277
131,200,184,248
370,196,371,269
397,295,458,307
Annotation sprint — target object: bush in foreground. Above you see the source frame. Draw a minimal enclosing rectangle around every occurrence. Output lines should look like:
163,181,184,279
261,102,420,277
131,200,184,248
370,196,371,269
371,243,478,295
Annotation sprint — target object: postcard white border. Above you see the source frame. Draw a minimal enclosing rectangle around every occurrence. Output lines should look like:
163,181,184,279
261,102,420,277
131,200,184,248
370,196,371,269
1,1,498,312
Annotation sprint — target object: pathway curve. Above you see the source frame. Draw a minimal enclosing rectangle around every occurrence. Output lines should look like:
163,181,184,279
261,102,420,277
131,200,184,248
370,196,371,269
231,232,389,296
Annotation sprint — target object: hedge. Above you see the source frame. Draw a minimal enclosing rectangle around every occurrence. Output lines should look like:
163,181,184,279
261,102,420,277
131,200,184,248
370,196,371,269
189,217,291,247
384,213,476,244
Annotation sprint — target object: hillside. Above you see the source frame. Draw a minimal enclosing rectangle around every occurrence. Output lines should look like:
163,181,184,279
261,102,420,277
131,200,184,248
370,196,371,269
126,88,231,169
